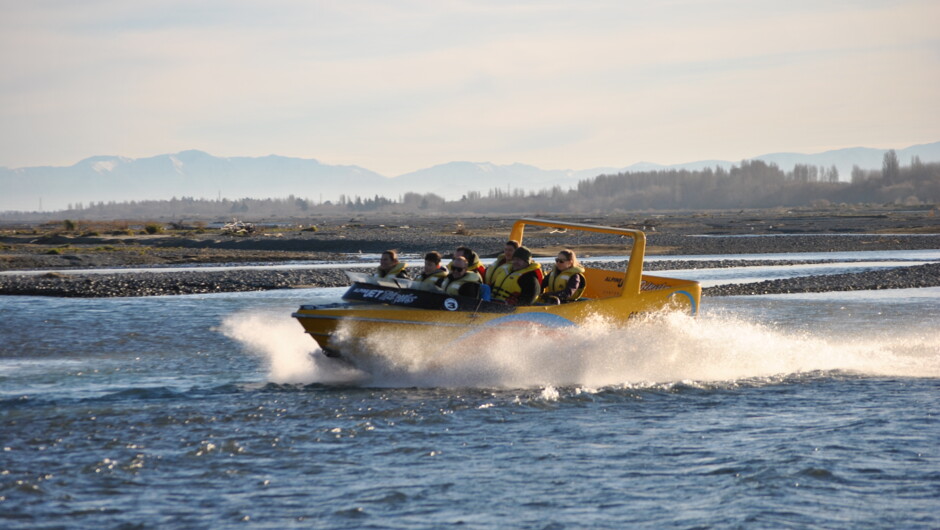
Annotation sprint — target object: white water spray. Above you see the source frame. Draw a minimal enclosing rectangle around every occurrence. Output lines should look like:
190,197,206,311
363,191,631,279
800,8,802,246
219,311,367,385
221,309,940,389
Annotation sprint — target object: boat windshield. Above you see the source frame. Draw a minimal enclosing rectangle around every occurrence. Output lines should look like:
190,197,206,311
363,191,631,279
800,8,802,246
345,270,417,289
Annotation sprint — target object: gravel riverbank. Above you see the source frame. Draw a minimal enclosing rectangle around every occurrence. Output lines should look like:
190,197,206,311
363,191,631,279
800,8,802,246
0,268,368,298
702,262,940,296
2,259,938,298
1,210,937,298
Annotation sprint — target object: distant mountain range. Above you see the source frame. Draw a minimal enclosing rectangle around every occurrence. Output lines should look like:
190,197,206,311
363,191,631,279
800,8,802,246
2,142,938,212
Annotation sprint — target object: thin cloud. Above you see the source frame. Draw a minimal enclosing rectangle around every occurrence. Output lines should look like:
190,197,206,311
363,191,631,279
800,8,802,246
0,0,937,173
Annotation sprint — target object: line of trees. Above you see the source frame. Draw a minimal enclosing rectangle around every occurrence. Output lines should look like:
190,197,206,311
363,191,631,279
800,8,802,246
4,152,937,221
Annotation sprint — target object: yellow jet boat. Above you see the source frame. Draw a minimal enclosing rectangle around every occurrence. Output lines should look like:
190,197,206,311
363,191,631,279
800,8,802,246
293,218,701,359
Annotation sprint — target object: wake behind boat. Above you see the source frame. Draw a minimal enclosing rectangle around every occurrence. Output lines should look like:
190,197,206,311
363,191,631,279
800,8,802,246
292,218,702,360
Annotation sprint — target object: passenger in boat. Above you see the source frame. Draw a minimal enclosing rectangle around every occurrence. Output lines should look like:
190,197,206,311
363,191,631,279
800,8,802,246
453,246,486,277
415,251,448,290
539,249,586,304
490,246,541,306
484,240,519,284
375,249,409,279
440,256,483,298
484,239,543,286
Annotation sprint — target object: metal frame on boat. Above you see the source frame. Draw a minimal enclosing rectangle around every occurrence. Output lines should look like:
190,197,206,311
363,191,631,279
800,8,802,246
292,218,701,359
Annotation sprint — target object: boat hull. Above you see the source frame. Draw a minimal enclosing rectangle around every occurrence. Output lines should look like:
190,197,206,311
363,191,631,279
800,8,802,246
292,218,702,360
293,277,700,356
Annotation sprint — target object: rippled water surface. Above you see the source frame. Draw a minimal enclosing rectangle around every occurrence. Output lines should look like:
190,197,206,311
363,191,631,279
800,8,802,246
1,258,939,528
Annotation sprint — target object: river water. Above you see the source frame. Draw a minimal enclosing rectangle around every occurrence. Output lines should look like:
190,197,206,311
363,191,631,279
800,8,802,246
1,253,938,528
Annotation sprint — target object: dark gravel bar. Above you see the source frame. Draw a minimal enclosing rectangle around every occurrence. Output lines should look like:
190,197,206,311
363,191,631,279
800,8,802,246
114,232,940,256
0,268,368,298
703,262,940,296
2,261,938,298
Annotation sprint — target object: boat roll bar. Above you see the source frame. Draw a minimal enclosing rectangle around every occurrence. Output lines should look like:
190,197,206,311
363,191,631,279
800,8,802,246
509,218,646,297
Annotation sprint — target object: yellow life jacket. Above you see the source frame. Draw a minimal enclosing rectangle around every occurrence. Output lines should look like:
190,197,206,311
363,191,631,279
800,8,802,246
544,265,586,301
375,262,407,279
417,268,447,290
441,271,482,296
484,256,509,285
491,262,541,301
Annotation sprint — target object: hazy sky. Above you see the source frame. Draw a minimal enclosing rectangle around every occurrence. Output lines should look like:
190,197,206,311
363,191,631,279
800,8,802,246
1,0,938,175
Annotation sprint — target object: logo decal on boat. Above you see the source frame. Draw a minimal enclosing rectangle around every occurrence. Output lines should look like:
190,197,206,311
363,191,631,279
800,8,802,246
351,286,419,305
443,298,459,311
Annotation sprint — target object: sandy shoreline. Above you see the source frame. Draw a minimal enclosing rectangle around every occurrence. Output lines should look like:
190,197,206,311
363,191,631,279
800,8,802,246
1,209,938,297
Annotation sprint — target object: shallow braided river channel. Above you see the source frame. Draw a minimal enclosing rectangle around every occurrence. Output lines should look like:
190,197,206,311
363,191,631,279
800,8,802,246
1,250,939,528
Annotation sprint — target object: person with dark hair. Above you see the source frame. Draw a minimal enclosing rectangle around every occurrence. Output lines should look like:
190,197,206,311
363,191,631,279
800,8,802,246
374,249,409,280
440,256,482,298
454,246,486,277
484,239,519,284
539,249,586,304
490,246,541,306
415,251,448,290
